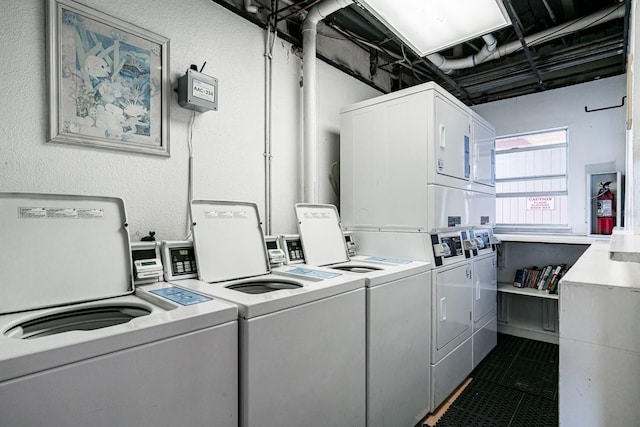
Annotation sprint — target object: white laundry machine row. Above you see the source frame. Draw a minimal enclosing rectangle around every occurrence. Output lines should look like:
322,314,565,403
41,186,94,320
268,228,432,427
348,227,497,412
292,203,433,427
170,200,367,427
0,193,238,427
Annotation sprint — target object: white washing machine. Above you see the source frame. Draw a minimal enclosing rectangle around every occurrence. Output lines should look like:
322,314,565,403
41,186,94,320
176,200,367,427
0,193,238,427
468,227,498,369
294,203,433,427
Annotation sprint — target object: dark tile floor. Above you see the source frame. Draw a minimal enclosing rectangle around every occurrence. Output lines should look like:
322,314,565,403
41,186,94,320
435,334,559,427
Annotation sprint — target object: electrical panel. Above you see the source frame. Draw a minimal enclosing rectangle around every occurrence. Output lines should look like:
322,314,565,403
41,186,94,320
178,69,218,112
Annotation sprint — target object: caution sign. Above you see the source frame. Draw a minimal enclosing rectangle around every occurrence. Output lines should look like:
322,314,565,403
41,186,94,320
527,196,555,210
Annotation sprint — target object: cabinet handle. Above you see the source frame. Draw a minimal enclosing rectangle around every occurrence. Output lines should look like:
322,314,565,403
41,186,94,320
440,297,447,321
476,280,481,301
439,124,446,148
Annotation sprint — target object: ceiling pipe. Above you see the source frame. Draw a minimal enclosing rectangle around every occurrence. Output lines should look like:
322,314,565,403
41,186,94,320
301,0,353,203
244,0,258,14
428,3,625,72
429,34,498,70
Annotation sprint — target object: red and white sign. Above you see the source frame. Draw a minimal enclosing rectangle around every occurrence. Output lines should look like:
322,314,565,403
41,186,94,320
527,196,555,210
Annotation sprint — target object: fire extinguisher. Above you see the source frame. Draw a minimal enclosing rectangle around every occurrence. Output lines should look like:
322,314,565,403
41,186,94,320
596,181,615,235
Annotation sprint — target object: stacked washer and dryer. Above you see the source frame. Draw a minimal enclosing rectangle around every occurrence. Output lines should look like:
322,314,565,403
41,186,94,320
340,81,498,412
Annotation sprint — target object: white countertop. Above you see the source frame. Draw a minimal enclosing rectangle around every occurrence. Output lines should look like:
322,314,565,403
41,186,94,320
561,241,640,289
609,231,640,263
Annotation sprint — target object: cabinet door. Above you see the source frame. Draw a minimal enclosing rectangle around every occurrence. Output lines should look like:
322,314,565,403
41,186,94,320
433,262,473,359
472,116,495,188
473,254,497,326
435,95,471,182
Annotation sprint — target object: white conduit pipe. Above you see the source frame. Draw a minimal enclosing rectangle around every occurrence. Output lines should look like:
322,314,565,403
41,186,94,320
302,0,353,203
244,0,258,14
428,4,625,72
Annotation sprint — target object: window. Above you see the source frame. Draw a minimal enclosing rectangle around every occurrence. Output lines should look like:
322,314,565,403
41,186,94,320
495,128,568,229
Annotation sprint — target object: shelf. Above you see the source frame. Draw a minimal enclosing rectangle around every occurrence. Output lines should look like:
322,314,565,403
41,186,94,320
495,233,606,245
498,281,559,300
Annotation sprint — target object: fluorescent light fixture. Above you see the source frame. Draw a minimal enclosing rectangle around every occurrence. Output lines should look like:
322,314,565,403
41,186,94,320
356,0,511,56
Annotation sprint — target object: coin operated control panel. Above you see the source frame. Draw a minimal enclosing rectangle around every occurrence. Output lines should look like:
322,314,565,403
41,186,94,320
265,235,286,267
278,234,306,265
343,231,357,257
131,241,164,285
161,240,198,281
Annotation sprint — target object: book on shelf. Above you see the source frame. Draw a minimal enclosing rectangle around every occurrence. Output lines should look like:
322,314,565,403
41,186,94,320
513,269,526,288
547,264,568,294
541,266,556,290
511,263,571,294
529,269,540,288
523,266,538,288
537,265,553,290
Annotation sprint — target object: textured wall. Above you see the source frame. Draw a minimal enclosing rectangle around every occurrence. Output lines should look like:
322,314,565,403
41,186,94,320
0,0,380,241
472,75,627,234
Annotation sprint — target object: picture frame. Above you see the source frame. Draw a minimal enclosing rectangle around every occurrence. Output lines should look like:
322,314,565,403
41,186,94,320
46,0,170,156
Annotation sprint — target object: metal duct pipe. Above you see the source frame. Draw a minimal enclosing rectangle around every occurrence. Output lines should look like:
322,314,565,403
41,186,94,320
302,0,353,203
244,0,258,14
429,3,625,71
429,34,498,70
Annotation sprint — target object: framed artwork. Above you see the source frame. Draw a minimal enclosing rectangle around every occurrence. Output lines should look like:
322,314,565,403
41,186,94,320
46,0,170,156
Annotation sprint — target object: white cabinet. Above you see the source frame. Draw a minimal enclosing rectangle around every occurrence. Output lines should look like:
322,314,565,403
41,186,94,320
495,236,590,343
560,241,640,426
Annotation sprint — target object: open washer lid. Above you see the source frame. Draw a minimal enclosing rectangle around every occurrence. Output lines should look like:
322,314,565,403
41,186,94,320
190,200,270,283
0,193,132,314
295,204,350,266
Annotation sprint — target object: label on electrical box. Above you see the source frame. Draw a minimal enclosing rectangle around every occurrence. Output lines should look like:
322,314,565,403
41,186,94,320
192,79,216,103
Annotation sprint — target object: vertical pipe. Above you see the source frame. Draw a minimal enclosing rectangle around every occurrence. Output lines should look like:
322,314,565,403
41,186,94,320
264,25,273,235
302,24,318,203
302,0,352,203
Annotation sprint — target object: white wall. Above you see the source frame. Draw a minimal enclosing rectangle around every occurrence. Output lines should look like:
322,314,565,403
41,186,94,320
472,75,627,235
0,0,380,240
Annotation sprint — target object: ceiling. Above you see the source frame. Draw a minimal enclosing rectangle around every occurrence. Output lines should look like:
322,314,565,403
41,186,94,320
212,0,630,105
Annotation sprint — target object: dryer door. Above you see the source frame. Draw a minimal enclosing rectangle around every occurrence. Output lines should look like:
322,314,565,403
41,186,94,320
434,95,471,183
432,262,473,362
473,254,497,329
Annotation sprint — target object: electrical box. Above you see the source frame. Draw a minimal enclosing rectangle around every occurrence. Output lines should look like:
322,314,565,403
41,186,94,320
178,69,218,112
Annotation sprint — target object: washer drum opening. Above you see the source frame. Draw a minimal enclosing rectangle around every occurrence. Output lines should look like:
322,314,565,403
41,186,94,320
4,305,152,339
226,281,303,294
